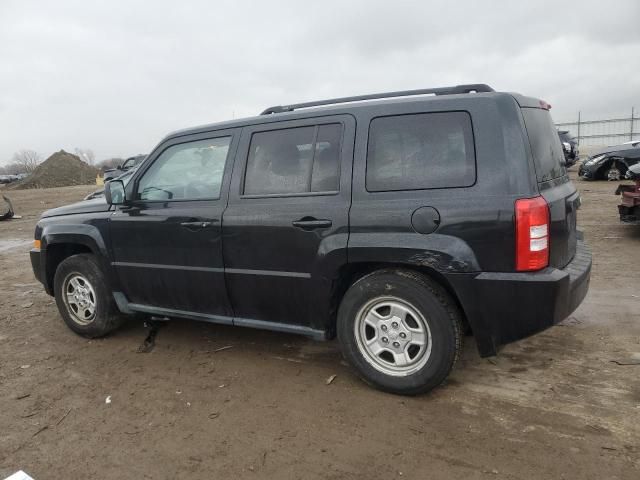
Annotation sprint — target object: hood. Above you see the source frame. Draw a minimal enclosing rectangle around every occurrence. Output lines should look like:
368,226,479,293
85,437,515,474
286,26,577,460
42,197,110,218
592,144,640,157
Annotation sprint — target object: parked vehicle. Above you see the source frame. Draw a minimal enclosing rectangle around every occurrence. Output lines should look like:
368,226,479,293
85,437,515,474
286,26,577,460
578,143,640,180
615,163,640,224
85,166,139,200
0,174,22,184
103,154,146,181
558,130,579,167
30,84,591,395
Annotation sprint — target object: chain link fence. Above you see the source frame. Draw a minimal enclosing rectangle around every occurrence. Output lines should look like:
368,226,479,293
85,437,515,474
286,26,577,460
555,108,638,152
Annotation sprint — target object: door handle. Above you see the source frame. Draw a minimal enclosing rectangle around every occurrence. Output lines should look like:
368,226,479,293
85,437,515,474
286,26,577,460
180,220,217,230
292,217,333,230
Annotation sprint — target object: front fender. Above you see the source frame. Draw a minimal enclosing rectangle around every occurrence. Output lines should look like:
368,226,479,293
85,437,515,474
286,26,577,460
41,223,108,257
37,221,112,294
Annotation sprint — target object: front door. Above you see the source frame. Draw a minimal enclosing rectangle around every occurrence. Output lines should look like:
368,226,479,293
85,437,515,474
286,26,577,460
223,116,355,334
109,129,239,320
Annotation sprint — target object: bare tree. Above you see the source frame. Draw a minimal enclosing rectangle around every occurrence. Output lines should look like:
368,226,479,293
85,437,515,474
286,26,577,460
75,148,96,165
3,163,23,175
11,149,41,173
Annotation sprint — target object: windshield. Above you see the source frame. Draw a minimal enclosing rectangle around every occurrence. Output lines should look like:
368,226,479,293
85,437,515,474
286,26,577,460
522,108,567,182
121,155,145,169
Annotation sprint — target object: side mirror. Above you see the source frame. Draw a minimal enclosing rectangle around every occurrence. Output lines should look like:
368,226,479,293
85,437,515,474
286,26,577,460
105,180,127,205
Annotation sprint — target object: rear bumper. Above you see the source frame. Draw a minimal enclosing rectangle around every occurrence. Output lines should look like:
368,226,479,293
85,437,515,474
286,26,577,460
448,238,592,357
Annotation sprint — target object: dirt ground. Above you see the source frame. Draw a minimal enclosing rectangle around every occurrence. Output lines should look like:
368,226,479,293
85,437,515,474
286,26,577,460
0,174,638,480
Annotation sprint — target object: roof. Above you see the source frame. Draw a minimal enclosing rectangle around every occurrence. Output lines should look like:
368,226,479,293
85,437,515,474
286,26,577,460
164,84,538,141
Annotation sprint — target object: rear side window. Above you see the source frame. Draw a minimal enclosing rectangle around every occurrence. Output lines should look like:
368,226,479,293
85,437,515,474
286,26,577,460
244,124,342,195
366,112,475,192
522,108,567,182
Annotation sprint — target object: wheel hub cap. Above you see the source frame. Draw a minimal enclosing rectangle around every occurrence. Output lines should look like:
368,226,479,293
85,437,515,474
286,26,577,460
354,296,432,377
62,273,97,325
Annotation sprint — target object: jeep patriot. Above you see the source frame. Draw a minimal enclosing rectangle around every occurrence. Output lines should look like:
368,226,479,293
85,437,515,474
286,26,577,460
31,84,591,394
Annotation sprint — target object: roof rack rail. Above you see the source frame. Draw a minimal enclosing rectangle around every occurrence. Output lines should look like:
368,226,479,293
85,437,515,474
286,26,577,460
260,83,494,115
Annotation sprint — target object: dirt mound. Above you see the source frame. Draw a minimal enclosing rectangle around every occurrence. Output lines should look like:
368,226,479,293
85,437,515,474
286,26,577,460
11,150,99,189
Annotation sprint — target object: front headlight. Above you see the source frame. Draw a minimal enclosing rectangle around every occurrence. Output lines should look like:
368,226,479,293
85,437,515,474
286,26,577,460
584,154,605,166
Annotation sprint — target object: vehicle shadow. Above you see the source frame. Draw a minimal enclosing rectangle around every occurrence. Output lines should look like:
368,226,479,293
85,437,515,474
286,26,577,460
115,315,346,368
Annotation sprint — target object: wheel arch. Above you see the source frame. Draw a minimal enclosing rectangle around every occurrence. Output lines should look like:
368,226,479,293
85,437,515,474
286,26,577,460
596,157,627,179
327,261,469,339
41,226,109,296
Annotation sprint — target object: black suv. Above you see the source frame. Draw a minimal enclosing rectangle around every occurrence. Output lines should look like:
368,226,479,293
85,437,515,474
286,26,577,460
30,84,591,395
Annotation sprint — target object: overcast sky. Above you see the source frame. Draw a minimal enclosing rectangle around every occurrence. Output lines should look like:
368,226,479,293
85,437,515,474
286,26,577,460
1,0,639,164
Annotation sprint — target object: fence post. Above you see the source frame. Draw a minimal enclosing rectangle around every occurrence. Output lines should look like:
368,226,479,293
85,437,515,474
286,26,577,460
631,107,635,141
577,111,581,146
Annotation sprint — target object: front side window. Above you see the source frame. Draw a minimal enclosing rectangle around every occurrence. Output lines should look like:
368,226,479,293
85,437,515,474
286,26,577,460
366,112,476,192
244,124,342,196
137,137,231,201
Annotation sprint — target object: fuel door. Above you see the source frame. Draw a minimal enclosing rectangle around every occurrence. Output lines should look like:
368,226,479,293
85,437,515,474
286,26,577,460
411,206,441,234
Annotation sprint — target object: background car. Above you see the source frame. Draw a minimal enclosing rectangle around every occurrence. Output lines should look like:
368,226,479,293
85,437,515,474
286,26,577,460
0,174,24,184
616,163,640,223
579,142,640,180
85,165,139,200
103,154,146,181
558,130,579,167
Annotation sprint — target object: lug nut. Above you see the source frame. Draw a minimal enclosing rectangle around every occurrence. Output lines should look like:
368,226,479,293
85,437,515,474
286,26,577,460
393,342,400,348
381,325,388,331
382,337,389,343
400,332,406,339
391,322,398,329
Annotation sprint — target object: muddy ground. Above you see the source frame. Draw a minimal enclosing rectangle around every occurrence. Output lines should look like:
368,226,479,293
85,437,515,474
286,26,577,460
0,174,638,479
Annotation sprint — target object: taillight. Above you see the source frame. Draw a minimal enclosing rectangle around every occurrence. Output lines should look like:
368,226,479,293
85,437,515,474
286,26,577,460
515,196,550,271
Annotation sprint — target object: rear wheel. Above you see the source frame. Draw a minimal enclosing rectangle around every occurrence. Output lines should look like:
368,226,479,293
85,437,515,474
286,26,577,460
53,254,125,337
337,269,463,395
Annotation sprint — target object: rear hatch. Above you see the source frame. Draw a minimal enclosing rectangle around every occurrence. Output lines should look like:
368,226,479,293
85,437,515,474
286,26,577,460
521,106,578,268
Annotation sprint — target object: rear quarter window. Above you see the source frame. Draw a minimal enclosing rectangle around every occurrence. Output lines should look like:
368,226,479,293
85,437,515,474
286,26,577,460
522,108,567,182
366,111,476,192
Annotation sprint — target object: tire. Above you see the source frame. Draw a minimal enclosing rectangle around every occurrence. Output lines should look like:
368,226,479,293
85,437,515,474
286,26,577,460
604,165,621,181
337,269,463,395
53,253,125,338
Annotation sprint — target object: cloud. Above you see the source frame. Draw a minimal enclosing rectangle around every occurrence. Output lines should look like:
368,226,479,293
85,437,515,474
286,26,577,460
0,0,638,163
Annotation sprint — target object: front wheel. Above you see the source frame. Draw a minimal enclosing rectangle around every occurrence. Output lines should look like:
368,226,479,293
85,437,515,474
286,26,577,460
605,165,622,181
337,269,463,395
53,253,125,337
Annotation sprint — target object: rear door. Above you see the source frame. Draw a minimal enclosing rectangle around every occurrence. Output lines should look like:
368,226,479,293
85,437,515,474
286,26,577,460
521,107,578,268
222,115,354,334
109,129,239,319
